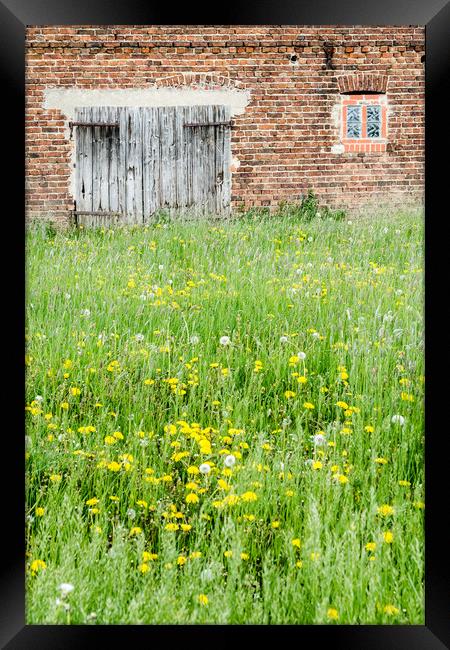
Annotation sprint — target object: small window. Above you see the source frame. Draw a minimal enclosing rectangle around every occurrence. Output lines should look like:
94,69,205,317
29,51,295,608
341,95,387,153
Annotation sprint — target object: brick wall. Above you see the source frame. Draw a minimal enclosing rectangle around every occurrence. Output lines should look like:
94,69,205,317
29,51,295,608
25,25,425,223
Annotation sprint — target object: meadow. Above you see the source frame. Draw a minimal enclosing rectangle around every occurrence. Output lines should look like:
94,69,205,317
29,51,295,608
25,207,424,624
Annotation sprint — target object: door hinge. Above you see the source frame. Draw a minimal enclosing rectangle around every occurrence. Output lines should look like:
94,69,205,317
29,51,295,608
69,121,120,139
183,120,233,128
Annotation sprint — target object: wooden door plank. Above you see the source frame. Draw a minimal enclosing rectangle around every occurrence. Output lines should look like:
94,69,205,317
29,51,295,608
174,105,185,211
91,106,101,226
108,106,120,214
222,104,232,215
75,107,94,220
98,106,110,217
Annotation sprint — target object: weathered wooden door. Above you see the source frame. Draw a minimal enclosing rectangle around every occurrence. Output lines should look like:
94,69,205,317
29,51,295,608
74,105,231,226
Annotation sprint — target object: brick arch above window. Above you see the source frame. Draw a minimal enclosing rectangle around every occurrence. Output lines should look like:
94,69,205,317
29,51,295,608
337,73,388,95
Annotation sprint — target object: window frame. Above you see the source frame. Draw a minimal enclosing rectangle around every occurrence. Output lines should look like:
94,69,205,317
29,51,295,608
341,94,388,153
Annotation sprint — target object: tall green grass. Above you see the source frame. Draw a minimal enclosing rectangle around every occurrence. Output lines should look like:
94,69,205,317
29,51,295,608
25,209,424,624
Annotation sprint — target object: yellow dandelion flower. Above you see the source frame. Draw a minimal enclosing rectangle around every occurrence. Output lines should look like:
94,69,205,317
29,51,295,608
186,492,199,504
383,531,394,544
240,491,258,502
377,504,394,517
198,594,209,606
129,527,142,536
30,559,47,574
365,542,377,552
383,604,399,616
303,402,315,410
327,608,339,621
142,552,158,562
292,538,301,549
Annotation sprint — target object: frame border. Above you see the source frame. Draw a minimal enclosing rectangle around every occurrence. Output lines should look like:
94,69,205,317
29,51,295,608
2,0,449,646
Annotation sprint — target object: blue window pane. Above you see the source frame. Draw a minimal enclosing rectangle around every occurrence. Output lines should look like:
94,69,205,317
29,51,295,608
367,105,381,138
346,105,361,138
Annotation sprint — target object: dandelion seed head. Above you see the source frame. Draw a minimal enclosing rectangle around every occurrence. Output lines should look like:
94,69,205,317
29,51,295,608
312,433,326,446
224,454,236,468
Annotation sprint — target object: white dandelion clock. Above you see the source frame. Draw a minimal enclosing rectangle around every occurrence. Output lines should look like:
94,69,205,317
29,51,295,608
279,336,289,344
297,351,306,360
200,567,214,583
391,415,405,426
58,583,74,596
224,454,236,468
220,335,231,346
199,463,211,474
312,433,326,447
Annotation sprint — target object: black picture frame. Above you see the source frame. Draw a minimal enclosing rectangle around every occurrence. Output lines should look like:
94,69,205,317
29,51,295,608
2,0,449,647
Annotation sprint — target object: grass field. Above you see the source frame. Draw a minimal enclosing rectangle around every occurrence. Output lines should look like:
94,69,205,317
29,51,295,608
25,208,424,624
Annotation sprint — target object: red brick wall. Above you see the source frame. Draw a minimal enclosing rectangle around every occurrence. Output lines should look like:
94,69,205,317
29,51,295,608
25,25,425,223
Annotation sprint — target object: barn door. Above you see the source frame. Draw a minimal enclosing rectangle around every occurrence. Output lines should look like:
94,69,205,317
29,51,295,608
74,104,231,225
